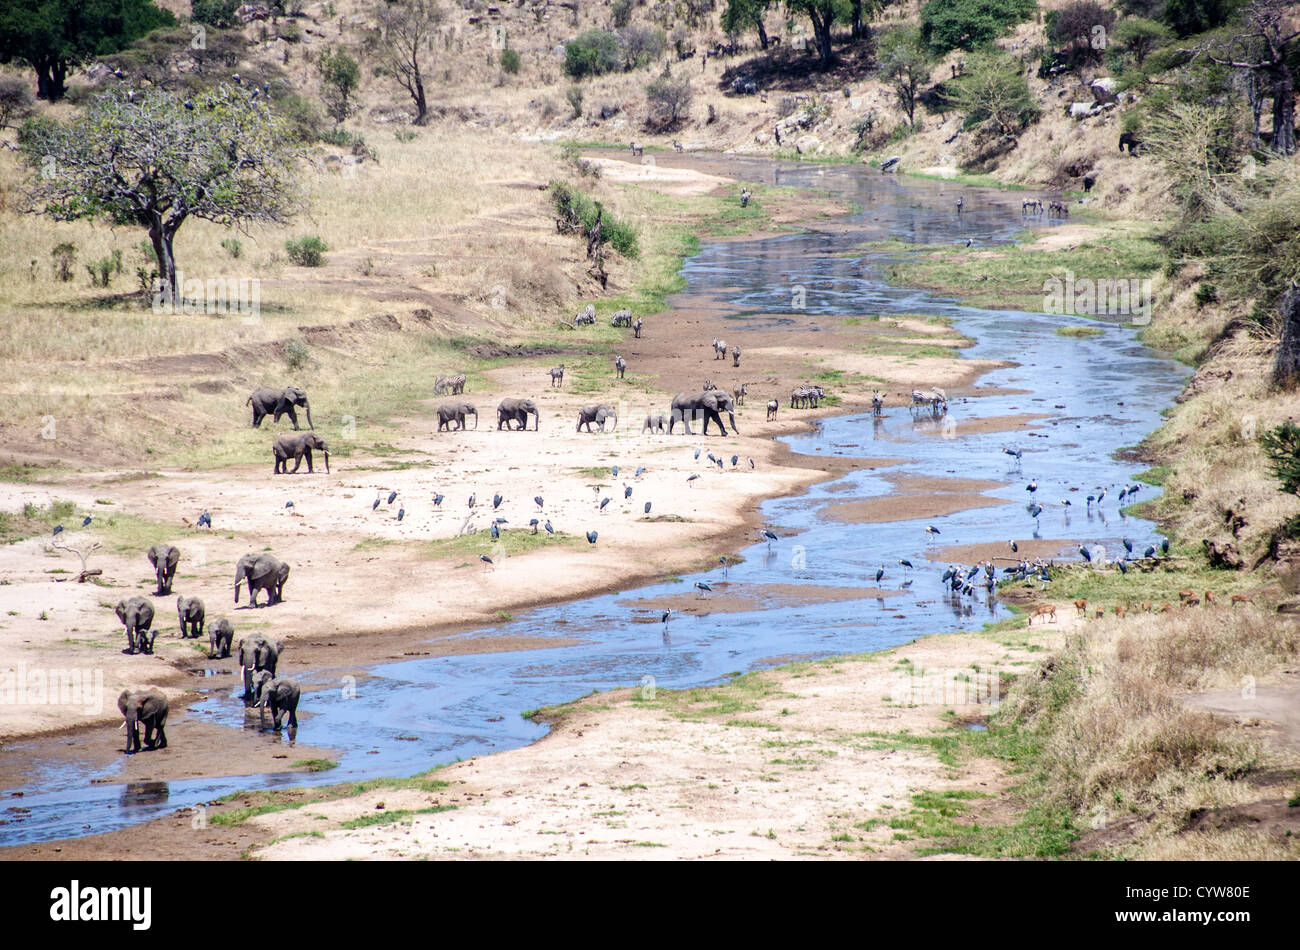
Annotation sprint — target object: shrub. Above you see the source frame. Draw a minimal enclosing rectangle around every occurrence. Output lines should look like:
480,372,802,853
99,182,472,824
51,242,77,282
548,182,639,258
564,30,622,79
285,235,328,267
612,0,635,27
619,24,666,69
221,237,243,258
284,338,311,371
566,84,584,118
1046,1,1116,67
86,250,123,287
0,75,35,129
920,0,1037,53
500,48,521,73
318,48,360,123
646,71,693,127
191,0,238,27
948,51,1041,137
1109,17,1173,65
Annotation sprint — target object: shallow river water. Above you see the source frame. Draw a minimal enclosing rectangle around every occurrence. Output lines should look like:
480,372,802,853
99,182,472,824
0,159,1190,845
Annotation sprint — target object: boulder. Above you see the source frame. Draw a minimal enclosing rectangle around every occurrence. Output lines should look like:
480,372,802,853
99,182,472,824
794,135,823,155
1090,77,1119,104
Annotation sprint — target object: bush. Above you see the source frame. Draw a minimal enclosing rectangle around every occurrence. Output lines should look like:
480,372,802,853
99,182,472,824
191,0,238,27
51,242,77,282
646,71,693,127
500,48,521,74
1109,17,1174,65
612,0,635,27
920,0,1037,53
1046,1,1116,67
548,181,639,258
284,337,311,371
221,237,243,258
276,94,325,143
0,75,35,129
566,84,584,118
619,24,666,69
318,48,360,123
564,30,622,79
285,235,328,267
948,51,1041,137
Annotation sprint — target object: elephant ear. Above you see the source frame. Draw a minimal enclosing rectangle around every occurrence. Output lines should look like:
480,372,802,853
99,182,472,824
167,548,179,568
115,601,127,622
147,548,158,567
117,690,132,715
273,639,285,655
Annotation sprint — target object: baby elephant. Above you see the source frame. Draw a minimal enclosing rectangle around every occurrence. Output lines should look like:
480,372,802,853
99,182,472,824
642,413,668,433
208,617,234,659
767,399,779,421
251,671,301,731
273,432,330,474
176,596,205,640
118,688,168,754
116,596,156,655
437,401,478,431
576,404,618,432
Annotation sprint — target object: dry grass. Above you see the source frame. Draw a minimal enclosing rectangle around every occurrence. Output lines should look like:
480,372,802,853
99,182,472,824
996,607,1300,858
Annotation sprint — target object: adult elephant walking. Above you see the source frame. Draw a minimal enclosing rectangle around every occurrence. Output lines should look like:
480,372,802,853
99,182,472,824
272,432,330,474
234,553,290,606
497,397,541,431
576,404,618,432
669,391,738,436
118,689,168,754
437,401,478,431
247,386,314,430
115,597,156,655
146,544,179,595
237,633,286,705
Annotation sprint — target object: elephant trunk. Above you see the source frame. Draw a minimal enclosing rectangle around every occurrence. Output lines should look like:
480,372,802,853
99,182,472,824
728,411,738,433
607,412,617,432
471,410,478,430
303,400,314,430
322,449,330,474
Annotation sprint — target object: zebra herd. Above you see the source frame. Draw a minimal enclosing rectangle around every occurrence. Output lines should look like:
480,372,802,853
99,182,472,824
433,373,466,395
910,387,948,416
1022,198,1070,218
790,385,826,408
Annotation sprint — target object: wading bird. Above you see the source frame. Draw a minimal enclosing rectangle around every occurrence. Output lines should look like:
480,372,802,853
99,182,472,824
52,524,63,536
586,530,598,544
612,466,619,477
535,496,544,511
468,493,476,509
1079,545,1092,563
387,491,398,505
284,501,293,509
493,493,503,510
372,498,381,511
644,502,652,514
875,565,885,584
397,507,405,521
530,519,539,534
762,529,778,548
899,558,914,570
545,520,554,535
491,522,499,540
1027,480,1038,493
635,467,645,478
600,497,611,513
1008,540,1018,553
695,581,712,597
432,493,444,508
687,474,700,486
925,525,941,541
1122,537,1133,554
479,554,493,571
196,512,210,529
624,485,632,499
731,455,738,467
82,515,93,528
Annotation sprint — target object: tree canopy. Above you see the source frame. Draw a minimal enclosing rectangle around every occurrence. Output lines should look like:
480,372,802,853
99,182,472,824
18,84,304,307
920,0,1037,54
0,0,175,101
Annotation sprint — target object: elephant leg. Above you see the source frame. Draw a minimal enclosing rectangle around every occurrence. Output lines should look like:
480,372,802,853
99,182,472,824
290,454,303,474
286,407,299,430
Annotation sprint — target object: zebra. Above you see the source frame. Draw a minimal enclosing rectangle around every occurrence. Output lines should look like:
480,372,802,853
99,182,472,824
871,390,885,415
614,355,627,379
548,365,565,387
732,345,741,368
767,399,778,420
629,141,643,157
712,338,727,360
633,316,643,338
574,304,596,325
702,378,716,391
611,309,633,327
732,382,748,406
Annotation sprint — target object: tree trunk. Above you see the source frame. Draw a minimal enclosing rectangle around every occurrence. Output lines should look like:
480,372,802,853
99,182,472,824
1270,66,1295,155
851,0,863,40
149,219,179,311
758,20,768,51
413,74,428,125
1273,283,1300,389
809,12,833,67
1244,69,1262,147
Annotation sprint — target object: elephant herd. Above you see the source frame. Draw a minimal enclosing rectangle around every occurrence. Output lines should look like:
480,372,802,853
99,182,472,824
114,545,297,753
249,385,331,476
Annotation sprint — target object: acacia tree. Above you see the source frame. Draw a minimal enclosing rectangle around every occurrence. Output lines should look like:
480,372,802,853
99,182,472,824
722,0,772,50
374,0,444,125
787,0,852,66
878,26,930,126
0,0,174,101
1184,0,1298,155
18,84,303,308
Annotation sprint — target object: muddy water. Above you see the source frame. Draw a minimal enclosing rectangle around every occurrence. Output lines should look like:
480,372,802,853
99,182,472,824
0,161,1189,845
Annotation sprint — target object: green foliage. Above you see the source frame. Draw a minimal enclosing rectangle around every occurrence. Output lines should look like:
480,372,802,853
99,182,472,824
0,0,177,100
920,0,1037,53
86,249,123,288
500,47,520,74
1260,421,1300,496
318,47,360,123
50,241,76,282
612,0,635,27
619,24,666,68
283,337,311,371
1162,0,1243,37
1109,17,1173,65
220,237,243,258
565,84,584,118
0,74,35,128
877,25,930,126
1142,102,1240,220
1046,1,1115,67
190,0,238,27
548,181,639,258
722,0,772,43
285,235,328,267
564,29,622,79
948,51,1041,136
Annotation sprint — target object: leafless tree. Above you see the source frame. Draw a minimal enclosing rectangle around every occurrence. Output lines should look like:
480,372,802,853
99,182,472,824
374,0,444,125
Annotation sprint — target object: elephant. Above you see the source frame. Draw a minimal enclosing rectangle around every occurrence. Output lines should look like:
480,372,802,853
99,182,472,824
576,404,618,432
176,596,205,640
147,544,179,595
497,397,540,431
115,597,156,655
437,401,478,431
247,385,313,430
118,688,168,754
234,553,290,606
273,431,329,474
251,671,301,731
642,413,669,433
669,391,738,436
238,633,286,704
208,617,234,659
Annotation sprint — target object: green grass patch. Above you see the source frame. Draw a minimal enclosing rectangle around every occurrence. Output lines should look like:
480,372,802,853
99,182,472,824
338,805,457,829
211,774,450,826
1055,326,1104,338
291,759,339,772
